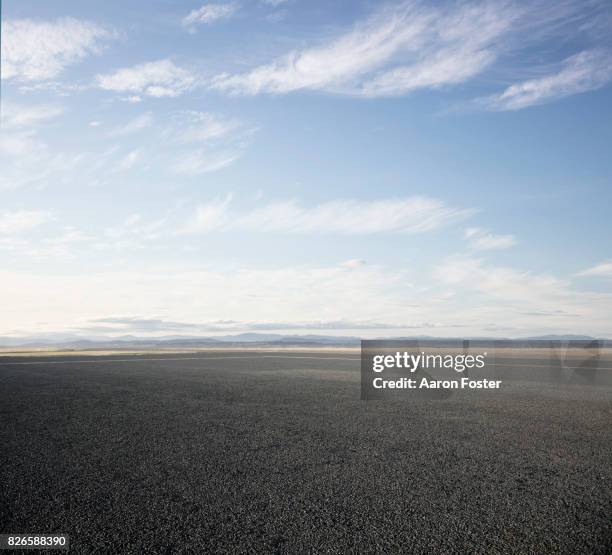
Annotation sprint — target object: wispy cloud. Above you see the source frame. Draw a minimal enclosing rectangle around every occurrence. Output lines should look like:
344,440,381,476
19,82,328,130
96,59,197,98
108,112,154,136
171,151,241,175
92,214,167,253
211,1,519,96
358,2,516,98
481,49,612,110
212,0,611,104
122,96,143,104
183,3,237,30
1,107,249,189
260,0,290,6
0,132,84,190
2,227,96,260
166,111,252,175
182,195,474,234
1,18,114,81
577,261,612,278
171,111,243,143
0,210,51,234
79,315,429,335
1,102,64,129
104,214,165,241
115,150,143,172
464,227,517,250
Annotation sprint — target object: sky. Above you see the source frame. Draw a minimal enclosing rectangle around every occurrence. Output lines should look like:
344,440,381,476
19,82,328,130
1,0,612,339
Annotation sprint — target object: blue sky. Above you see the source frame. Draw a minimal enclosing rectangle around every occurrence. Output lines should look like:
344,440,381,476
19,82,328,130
1,0,612,338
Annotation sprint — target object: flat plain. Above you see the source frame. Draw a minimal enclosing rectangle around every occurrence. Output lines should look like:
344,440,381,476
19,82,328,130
1,350,611,553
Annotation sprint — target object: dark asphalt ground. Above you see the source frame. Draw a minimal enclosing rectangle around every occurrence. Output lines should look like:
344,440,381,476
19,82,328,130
1,351,611,553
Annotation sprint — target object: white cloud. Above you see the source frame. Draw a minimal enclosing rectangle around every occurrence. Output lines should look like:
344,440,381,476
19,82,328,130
12,214,169,258
100,214,166,249
0,131,84,190
185,195,233,232
79,316,415,334
1,18,113,81
483,49,612,110
212,1,610,102
577,261,612,278
1,108,249,189
359,1,516,98
0,134,37,157
116,150,142,172
108,112,154,136
1,103,64,129
359,47,494,98
172,111,242,143
171,150,241,175
261,0,290,6
0,263,417,336
211,1,518,96
96,59,197,98
464,227,517,250
3,257,612,338
0,210,50,234
3,227,97,260
430,256,612,335
165,111,251,173
183,3,237,28
434,256,570,308
182,195,474,234
45,227,93,247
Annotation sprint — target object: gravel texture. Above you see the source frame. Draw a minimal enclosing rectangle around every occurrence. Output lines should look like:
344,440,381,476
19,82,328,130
1,352,611,553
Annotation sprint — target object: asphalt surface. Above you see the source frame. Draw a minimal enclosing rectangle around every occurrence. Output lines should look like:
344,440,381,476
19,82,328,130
1,351,611,553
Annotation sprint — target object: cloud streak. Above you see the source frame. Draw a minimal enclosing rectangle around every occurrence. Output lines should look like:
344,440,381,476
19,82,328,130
577,261,612,278
211,1,519,97
183,4,237,29
171,151,240,175
182,195,475,234
166,111,252,175
0,210,51,234
171,111,243,143
211,0,612,107
79,316,440,335
1,102,64,129
482,49,612,110
108,113,154,136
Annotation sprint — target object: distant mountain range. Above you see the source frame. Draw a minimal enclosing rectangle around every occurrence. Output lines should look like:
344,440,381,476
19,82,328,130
0,333,608,349
0,332,362,348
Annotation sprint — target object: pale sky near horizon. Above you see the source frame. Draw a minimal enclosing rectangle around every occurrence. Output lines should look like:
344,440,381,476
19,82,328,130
1,0,612,339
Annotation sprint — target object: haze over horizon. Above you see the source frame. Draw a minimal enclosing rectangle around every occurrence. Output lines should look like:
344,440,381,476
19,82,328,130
2,0,612,339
